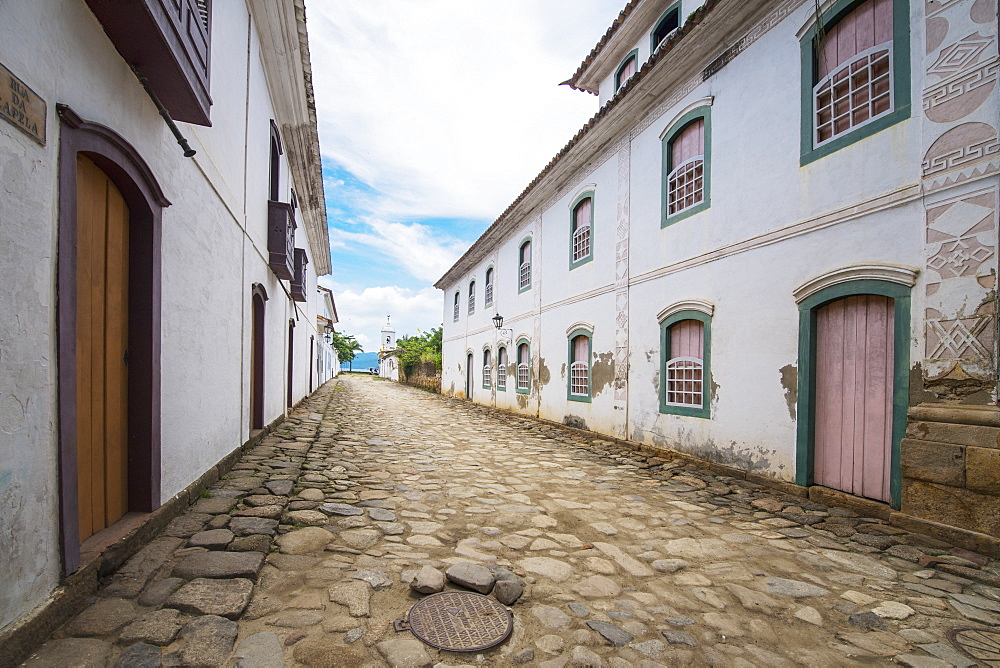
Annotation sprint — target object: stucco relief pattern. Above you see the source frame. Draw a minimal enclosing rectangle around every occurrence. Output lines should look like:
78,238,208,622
530,216,542,411
613,146,631,430
920,0,999,399
922,188,998,391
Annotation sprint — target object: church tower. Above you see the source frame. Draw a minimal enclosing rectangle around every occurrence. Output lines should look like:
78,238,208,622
380,315,396,351
378,316,398,379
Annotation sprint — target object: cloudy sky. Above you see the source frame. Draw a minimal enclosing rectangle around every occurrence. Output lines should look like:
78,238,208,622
307,1,624,350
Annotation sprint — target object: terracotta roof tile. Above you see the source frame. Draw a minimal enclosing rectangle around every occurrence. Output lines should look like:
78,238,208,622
564,0,643,93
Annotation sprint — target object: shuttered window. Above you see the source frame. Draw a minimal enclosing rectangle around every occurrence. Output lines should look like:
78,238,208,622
571,197,592,266
516,342,530,392
569,334,591,399
485,267,494,306
497,347,507,390
814,0,893,145
667,119,705,216
519,241,532,291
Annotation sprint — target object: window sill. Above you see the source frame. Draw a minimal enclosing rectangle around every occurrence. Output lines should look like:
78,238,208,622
569,255,593,271
659,404,711,419
568,394,592,403
663,200,709,227
800,105,910,166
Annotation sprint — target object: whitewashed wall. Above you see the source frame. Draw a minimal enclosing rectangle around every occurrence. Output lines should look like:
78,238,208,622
0,0,328,632
442,0,959,483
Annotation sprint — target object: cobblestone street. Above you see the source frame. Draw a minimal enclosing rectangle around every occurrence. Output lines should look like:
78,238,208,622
24,375,1000,667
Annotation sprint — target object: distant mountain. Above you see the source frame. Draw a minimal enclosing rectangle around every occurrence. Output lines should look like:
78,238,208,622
341,351,379,372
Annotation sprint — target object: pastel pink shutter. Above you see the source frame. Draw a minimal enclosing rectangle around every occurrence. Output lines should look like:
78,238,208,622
670,320,703,358
574,336,588,362
671,120,704,167
817,0,893,78
619,57,636,86
576,198,591,230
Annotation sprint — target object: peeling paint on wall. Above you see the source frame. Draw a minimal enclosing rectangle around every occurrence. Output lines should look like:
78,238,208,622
779,364,797,420
652,370,660,393
559,362,566,379
537,357,551,386
591,351,615,396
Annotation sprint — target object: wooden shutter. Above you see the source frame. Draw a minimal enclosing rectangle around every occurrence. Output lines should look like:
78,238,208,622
671,120,704,167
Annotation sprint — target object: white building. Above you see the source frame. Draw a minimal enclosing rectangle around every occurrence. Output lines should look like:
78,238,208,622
437,0,999,545
379,316,399,379
0,0,333,651
316,285,340,385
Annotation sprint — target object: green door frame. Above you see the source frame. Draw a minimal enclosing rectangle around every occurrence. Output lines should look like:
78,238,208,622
794,279,911,508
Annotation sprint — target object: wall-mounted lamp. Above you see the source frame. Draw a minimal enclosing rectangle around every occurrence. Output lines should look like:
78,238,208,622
493,313,513,342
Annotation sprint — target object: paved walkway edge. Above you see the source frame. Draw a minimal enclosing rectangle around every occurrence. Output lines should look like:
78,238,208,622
0,405,291,668
447,396,1000,558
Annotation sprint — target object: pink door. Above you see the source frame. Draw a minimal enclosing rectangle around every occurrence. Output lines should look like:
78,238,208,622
814,294,894,502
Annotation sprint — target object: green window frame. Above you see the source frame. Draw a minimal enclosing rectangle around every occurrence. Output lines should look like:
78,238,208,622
496,344,508,392
615,49,639,92
569,191,594,270
798,0,911,166
518,237,532,294
468,280,476,315
515,338,531,394
650,3,681,53
567,329,593,403
661,106,712,227
794,279,911,508
482,346,492,390
484,266,494,307
659,310,712,418
452,291,460,322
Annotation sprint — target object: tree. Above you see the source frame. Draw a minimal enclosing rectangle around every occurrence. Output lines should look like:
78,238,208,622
396,325,443,375
330,331,363,370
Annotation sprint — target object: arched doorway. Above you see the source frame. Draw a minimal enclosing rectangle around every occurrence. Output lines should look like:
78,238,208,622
466,352,473,400
57,105,168,572
287,320,295,409
795,276,912,508
250,285,267,430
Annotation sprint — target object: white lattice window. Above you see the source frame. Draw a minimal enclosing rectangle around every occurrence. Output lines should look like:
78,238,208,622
485,273,493,305
574,225,591,261
468,283,476,314
570,361,589,396
519,240,531,290
453,293,460,321
483,364,491,387
497,363,506,389
667,158,704,216
815,45,892,145
517,363,529,390
572,197,592,264
664,357,703,407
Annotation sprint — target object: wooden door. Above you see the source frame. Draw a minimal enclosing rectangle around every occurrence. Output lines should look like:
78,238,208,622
250,294,265,429
466,353,473,399
814,294,894,502
76,155,129,541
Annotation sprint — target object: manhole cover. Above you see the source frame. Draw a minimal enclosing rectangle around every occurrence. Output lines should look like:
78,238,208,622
948,627,1000,666
400,591,512,652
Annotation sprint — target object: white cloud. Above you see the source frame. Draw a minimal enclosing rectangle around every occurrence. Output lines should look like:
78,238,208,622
331,216,468,284
307,0,623,222
320,280,443,351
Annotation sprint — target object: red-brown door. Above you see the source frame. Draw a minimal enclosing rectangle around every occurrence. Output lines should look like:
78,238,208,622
76,155,129,541
814,294,894,502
